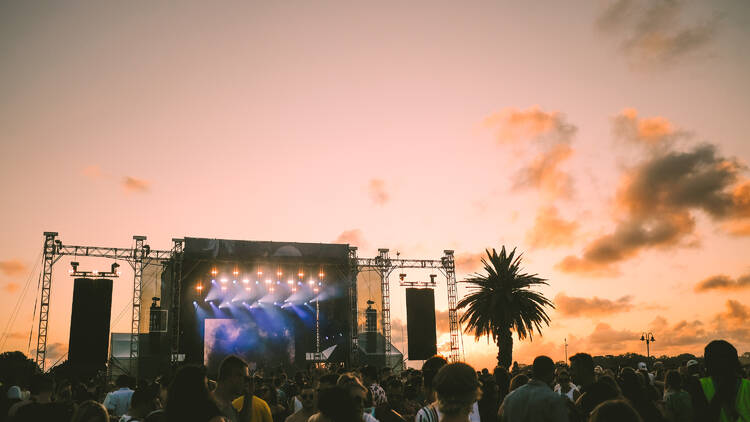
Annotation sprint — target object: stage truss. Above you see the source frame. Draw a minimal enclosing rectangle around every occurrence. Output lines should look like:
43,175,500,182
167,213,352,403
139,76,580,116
35,232,183,373
34,233,460,372
352,248,461,363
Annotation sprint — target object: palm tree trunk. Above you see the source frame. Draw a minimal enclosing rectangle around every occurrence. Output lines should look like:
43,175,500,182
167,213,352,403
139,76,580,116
496,328,513,368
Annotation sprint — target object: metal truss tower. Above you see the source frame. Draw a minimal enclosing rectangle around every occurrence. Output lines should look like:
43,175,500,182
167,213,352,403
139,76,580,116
356,249,462,363
32,233,171,372
168,238,184,362
348,246,359,365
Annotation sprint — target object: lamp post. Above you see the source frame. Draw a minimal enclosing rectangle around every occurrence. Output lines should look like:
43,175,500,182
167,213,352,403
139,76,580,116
640,332,655,358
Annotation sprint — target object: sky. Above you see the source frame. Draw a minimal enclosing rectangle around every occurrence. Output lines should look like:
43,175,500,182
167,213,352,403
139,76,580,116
1,0,750,371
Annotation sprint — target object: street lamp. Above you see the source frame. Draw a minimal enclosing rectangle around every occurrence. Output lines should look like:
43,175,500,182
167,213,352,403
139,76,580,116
640,332,655,358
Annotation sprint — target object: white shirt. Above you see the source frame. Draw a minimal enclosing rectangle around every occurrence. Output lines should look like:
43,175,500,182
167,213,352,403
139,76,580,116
415,402,480,422
103,387,134,417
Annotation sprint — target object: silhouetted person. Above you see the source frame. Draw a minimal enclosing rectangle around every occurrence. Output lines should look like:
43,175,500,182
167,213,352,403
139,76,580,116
499,355,569,422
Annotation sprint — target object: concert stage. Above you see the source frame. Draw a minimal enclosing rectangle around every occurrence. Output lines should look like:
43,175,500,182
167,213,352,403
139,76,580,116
161,238,352,374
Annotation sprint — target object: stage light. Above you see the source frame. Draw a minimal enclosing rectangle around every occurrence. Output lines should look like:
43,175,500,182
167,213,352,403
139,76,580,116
318,282,322,286
93,270,99,275
265,279,271,284
245,287,251,291
298,281,302,286
220,278,228,283
193,301,197,305
211,279,216,283
399,273,406,281
196,284,203,291
287,279,293,285
269,287,275,292
221,286,227,291
277,269,283,277
233,280,237,284
70,261,79,272
257,267,263,276
298,271,304,278
243,278,249,284
255,281,259,285
233,268,239,276
319,271,325,278
111,263,120,274
211,268,218,276
292,287,297,292
313,287,319,293
276,280,280,285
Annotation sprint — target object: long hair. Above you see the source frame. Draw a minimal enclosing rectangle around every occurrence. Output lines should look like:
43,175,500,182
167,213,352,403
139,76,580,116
704,340,741,422
71,400,109,422
165,365,215,422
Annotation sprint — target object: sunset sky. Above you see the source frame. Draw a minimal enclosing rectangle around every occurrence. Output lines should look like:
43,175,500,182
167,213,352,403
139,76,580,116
2,0,750,371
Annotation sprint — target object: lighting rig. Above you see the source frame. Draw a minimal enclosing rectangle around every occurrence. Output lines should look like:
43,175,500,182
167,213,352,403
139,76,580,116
68,261,122,278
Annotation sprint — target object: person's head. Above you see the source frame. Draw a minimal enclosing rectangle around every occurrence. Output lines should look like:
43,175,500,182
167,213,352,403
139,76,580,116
509,374,529,392
493,366,511,396
665,370,682,391
704,340,740,379
257,382,277,405
422,355,449,394
589,399,643,422
30,374,54,397
384,376,403,405
115,375,130,389
597,375,622,397
361,365,378,384
618,367,644,402
299,384,316,411
433,362,481,418
531,356,555,385
556,370,571,386
217,355,250,397
570,353,594,385
318,374,339,390
156,373,172,405
129,387,156,416
166,365,212,417
72,400,110,422
685,359,700,377
318,385,360,422
336,373,368,415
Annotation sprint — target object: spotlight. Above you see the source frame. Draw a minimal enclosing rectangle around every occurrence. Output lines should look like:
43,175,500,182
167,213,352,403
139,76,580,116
276,280,280,285
233,269,239,276
193,301,197,305
269,287,275,292
277,270,283,277
292,287,297,292
220,278,228,283
318,282,322,286
257,269,263,276
245,287,251,291
93,270,99,275
313,287,319,293
255,281,259,285
211,268,218,276
196,284,203,291
319,271,325,278
243,278,249,284
265,279,271,284
221,286,227,291
211,279,216,283
111,263,120,273
287,279,293,285
308,279,314,285
399,273,406,281
233,280,237,284
298,271,304,278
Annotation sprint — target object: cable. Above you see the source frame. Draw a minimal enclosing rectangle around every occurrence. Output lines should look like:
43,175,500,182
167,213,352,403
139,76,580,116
27,270,42,355
0,250,42,350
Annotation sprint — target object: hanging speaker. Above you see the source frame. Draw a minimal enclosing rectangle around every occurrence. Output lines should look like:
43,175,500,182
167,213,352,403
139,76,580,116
68,278,113,370
406,288,437,360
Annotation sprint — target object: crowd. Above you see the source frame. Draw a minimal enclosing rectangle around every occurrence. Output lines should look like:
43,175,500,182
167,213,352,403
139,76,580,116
1,339,749,422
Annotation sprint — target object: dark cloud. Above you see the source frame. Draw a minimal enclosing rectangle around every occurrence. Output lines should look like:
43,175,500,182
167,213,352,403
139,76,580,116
558,144,750,275
334,229,366,248
695,273,750,292
0,259,26,276
648,316,708,348
367,179,389,205
555,293,634,317
46,342,67,361
713,300,750,339
122,176,150,193
596,0,720,66
525,206,579,248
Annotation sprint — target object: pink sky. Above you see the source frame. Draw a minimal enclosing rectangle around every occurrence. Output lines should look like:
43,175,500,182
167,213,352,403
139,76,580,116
2,0,750,370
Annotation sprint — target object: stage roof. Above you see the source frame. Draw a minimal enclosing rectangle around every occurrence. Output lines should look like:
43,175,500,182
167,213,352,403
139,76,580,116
183,237,350,264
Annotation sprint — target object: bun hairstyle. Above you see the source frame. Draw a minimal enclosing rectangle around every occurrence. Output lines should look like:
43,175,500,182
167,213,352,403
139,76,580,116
433,362,481,417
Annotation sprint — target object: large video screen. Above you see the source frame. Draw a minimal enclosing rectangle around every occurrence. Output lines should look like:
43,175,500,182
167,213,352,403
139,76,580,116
204,318,295,374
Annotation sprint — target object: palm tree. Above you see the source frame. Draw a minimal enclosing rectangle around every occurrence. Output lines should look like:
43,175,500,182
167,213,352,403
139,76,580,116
457,247,554,368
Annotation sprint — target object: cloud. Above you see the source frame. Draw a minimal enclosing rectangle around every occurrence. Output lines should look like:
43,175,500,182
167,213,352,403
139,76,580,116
483,106,577,145
558,144,750,275
513,144,575,199
2,282,20,293
82,165,104,179
335,229,367,248
454,252,484,273
435,309,451,334
46,342,68,361
596,0,720,66
0,259,26,276
554,293,634,317
122,176,150,193
695,273,750,292
484,106,578,200
713,300,750,339
613,108,688,146
585,323,639,352
648,316,708,349
367,179,389,205
525,206,579,248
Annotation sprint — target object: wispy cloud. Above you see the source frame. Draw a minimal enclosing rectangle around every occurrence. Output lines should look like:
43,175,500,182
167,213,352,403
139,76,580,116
596,0,720,67
367,179,389,205
525,206,579,249
2,282,20,293
0,259,26,276
334,229,367,248
555,293,634,317
81,165,104,179
122,176,150,193
613,108,689,147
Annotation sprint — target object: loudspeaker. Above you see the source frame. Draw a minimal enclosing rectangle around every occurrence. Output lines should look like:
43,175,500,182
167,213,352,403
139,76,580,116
406,288,437,360
68,278,113,370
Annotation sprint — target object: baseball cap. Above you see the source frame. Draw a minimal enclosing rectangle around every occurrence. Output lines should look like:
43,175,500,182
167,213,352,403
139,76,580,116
686,359,699,367
637,362,647,371
7,386,22,400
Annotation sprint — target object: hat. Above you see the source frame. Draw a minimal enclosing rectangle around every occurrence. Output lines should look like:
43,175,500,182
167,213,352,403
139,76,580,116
686,359,699,367
7,386,22,400
637,362,647,371
594,366,604,374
